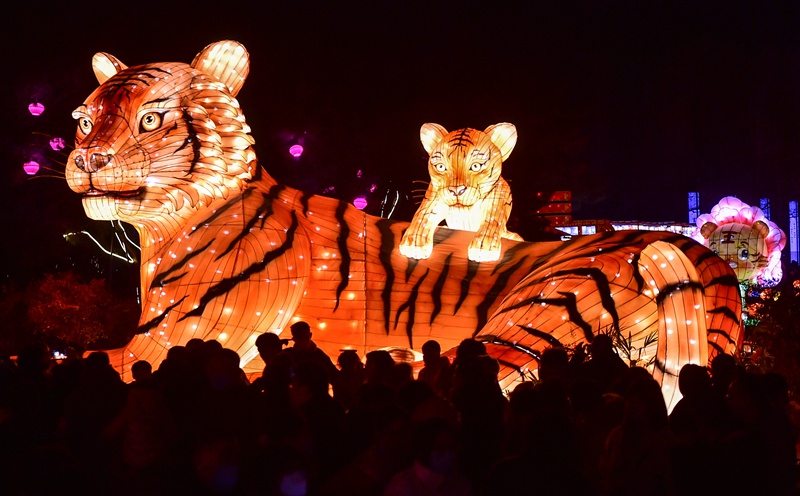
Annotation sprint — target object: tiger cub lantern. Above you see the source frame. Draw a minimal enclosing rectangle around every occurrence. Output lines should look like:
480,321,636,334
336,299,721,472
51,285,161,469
400,123,523,263
692,196,786,286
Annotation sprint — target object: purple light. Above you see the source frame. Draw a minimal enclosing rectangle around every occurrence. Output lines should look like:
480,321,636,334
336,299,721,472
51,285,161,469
353,196,368,210
23,160,40,175
28,103,45,116
49,137,66,151
289,144,304,158
369,183,377,193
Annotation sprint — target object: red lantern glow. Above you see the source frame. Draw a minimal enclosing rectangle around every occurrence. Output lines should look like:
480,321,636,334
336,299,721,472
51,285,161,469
28,103,45,116
353,196,368,210
289,144,303,158
23,160,40,175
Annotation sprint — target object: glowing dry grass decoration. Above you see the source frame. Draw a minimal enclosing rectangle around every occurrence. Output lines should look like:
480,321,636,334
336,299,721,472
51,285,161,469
66,41,742,410
400,123,523,263
691,196,786,286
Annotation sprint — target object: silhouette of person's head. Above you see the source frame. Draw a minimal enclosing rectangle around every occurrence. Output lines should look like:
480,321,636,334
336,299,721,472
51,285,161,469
454,338,486,364
539,346,569,382
422,340,441,366
337,349,362,372
289,321,313,351
131,360,152,382
256,332,285,364
678,363,711,398
590,334,615,357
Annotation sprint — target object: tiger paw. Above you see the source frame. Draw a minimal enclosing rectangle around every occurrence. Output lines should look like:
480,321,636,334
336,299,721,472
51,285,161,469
399,235,433,259
468,235,502,262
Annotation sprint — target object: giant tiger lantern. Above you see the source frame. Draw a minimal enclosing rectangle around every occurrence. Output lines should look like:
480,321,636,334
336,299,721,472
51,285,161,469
66,41,742,409
692,196,786,287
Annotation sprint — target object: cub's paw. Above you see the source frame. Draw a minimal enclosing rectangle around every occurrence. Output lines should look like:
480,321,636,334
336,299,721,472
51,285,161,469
468,234,502,262
399,236,433,260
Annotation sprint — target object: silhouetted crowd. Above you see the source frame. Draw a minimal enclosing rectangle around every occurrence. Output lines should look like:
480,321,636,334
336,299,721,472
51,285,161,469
0,323,798,495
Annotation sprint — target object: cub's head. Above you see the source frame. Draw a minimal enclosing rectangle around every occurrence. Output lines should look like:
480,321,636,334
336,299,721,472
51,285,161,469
66,41,256,223
700,221,770,283
420,123,517,207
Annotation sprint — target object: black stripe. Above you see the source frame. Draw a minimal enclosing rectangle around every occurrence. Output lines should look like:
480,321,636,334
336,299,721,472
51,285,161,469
551,268,620,332
175,108,201,173
631,252,645,293
151,238,214,289
695,250,719,265
708,341,724,354
455,260,480,314
191,187,253,232
492,242,530,276
515,324,564,347
474,256,528,335
136,296,189,334
405,257,419,283
705,275,740,289
376,219,396,333
707,328,736,343
143,96,172,105
432,228,456,245
300,192,311,216
394,270,429,349
707,307,741,325
215,189,281,261
333,201,351,310
430,254,452,325
654,282,705,305
179,211,299,321
653,358,679,377
498,291,594,342
475,335,542,361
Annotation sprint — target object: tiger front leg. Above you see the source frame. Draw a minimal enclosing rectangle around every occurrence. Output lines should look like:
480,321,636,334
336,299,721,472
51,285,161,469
468,181,515,262
400,186,446,260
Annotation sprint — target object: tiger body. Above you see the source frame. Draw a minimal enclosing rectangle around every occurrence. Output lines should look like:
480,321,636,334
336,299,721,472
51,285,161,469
65,41,742,409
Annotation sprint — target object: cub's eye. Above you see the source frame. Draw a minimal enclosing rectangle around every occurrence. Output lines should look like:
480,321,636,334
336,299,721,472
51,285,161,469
470,162,484,172
738,248,749,260
139,112,163,132
78,117,93,134
433,163,446,172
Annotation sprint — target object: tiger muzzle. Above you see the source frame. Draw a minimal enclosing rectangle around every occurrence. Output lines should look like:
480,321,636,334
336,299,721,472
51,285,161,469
74,150,113,173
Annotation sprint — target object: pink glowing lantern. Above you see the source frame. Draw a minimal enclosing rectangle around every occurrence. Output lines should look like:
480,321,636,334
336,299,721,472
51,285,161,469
289,144,304,158
50,137,66,151
28,103,45,116
23,160,40,175
353,196,368,210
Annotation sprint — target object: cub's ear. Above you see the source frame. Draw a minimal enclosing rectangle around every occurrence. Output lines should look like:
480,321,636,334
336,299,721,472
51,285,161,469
752,220,770,239
92,53,128,84
192,40,250,96
485,123,517,161
420,123,448,155
700,222,718,239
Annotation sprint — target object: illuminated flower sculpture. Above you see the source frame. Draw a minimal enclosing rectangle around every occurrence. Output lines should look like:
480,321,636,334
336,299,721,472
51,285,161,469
66,41,742,410
692,196,786,286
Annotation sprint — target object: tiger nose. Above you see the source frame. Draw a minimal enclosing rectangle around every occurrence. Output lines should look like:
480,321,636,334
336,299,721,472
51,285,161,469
448,186,467,197
74,151,111,173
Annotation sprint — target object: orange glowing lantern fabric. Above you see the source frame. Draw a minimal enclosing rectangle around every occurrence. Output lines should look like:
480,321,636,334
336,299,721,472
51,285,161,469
65,41,741,410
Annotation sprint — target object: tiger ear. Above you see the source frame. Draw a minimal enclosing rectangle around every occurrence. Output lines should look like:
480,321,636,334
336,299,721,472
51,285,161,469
92,52,128,84
191,40,250,96
484,123,517,161
752,220,770,239
700,222,718,239
420,123,448,155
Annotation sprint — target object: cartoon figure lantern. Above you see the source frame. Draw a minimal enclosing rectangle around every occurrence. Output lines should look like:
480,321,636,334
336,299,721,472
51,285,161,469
692,196,786,286
66,41,742,410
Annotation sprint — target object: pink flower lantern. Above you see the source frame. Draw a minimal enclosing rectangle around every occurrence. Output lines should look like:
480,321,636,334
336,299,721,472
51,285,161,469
289,144,303,158
28,103,45,116
50,137,66,151
353,196,368,210
23,160,40,175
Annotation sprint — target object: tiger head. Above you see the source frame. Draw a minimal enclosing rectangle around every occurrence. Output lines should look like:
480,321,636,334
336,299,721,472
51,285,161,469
65,41,257,225
420,123,517,207
700,221,770,283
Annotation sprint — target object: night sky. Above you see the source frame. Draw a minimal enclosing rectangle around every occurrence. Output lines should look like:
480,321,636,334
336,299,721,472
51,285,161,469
2,1,799,285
